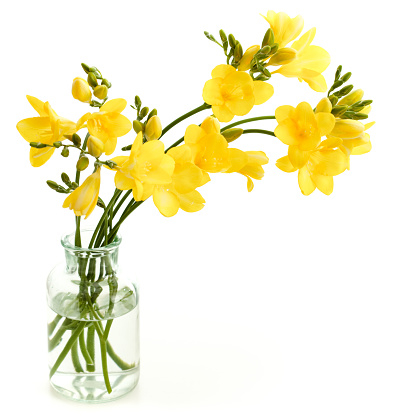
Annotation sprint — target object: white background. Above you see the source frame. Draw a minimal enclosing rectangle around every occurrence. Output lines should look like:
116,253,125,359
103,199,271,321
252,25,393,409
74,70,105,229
1,0,415,414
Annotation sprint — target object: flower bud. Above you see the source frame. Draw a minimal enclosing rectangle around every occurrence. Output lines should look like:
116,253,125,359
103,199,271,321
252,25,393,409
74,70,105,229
87,72,98,88
30,142,48,148
262,28,275,48
144,115,162,141
133,120,144,133
268,48,297,66
72,77,92,103
139,106,149,119
147,108,157,120
61,173,71,186
93,85,108,100
81,63,91,74
315,97,332,113
87,136,104,158
238,45,260,71
331,119,365,139
71,133,82,147
233,42,243,62
228,34,236,48
53,141,62,148
61,147,70,157
76,156,90,171
222,128,243,143
338,89,364,106
101,79,112,88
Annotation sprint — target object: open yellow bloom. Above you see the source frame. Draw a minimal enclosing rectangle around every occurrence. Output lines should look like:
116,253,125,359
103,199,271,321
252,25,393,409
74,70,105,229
262,11,304,48
202,65,274,122
269,27,330,92
62,168,101,218
152,144,207,217
226,148,269,191
274,102,335,153
16,96,77,167
72,78,91,103
77,99,132,156
110,132,174,201
184,116,231,173
276,139,348,195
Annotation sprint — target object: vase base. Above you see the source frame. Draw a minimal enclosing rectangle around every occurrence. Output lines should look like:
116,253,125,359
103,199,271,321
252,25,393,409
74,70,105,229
50,367,139,403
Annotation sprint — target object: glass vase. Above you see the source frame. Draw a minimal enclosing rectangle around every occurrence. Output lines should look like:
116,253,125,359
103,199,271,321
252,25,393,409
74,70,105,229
46,229,140,403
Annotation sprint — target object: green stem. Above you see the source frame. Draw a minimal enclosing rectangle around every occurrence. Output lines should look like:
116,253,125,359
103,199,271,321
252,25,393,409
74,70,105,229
242,129,275,137
79,329,94,370
112,190,132,218
71,336,84,373
220,115,275,131
86,326,96,372
161,102,211,139
47,315,62,336
50,322,86,378
99,338,112,394
89,189,122,249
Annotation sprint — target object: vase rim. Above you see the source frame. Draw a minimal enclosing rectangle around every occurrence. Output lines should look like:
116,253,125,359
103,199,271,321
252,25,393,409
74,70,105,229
61,227,122,255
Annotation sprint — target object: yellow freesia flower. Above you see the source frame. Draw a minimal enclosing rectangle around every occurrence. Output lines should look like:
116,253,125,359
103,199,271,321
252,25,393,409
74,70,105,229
77,98,132,156
144,115,162,141
62,168,101,218
72,78,91,103
202,65,274,122
16,96,77,167
109,132,174,201
276,139,348,195
261,11,304,48
184,116,232,173
152,144,207,217
226,148,269,191
268,24,330,92
274,102,335,155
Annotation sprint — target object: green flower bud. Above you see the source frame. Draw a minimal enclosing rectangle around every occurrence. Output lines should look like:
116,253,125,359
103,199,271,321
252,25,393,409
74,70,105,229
30,142,48,148
147,108,158,120
335,65,342,81
329,95,339,106
87,72,98,88
331,105,348,116
228,34,236,48
341,72,352,82
262,28,275,48
134,95,141,109
81,63,90,74
53,141,62,148
336,84,354,97
97,197,106,209
234,42,243,62
46,180,59,190
76,156,89,171
139,106,149,119
133,120,144,133
101,79,112,88
71,133,81,147
219,29,227,44
122,144,132,151
222,128,243,143
93,85,108,100
61,172,71,186
61,147,69,157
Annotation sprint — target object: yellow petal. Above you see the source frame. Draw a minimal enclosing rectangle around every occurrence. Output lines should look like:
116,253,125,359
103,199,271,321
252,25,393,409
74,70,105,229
315,112,335,136
226,148,248,173
202,78,224,106
246,151,269,166
178,190,205,212
311,148,348,176
226,95,255,116
211,64,236,79
291,28,316,53
238,45,260,71
104,137,117,156
212,105,234,122
168,144,193,163
274,119,298,145
276,155,297,172
315,98,332,114
29,146,55,167
275,105,295,122
115,171,135,190
288,145,309,169
311,173,334,195
26,96,47,116
100,98,127,113
298,166,316,195
173,162,203,194
351,141,372,155
245,175,254,192
132,180,144,201
153,187,180,217
253,81,274,105
331,119,365,139
17,117,51,142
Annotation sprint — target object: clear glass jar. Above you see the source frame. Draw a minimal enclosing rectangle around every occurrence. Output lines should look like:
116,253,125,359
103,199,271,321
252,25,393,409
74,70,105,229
47,229,140,403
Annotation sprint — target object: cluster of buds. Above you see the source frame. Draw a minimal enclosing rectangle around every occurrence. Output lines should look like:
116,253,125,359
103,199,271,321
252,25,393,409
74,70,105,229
72,63,112,107
327,66,372,120
204,30,244,69
126,95,162,148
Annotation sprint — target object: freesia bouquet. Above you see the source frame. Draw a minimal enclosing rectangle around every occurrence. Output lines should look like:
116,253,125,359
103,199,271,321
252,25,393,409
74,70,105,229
17,11,374,402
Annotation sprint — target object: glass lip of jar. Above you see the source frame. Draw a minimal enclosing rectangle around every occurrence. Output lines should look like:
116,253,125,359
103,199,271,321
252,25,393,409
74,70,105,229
61,227,122,257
